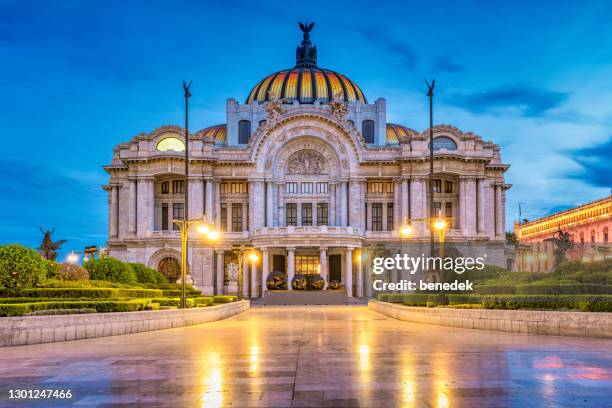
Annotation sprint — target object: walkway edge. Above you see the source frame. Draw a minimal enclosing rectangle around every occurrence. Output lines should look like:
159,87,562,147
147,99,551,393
0,300,250,347
368,300,612,339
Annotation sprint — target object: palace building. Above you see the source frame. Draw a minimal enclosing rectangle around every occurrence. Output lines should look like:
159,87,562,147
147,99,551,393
514,195,611,271
103,24,511,297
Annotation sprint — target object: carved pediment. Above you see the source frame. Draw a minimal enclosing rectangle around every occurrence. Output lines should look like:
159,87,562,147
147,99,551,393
286,150,327,175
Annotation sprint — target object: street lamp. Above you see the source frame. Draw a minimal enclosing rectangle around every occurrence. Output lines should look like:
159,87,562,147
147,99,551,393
400,217,413,238
432,217,448,259
66,251,80,264
173,217,220,308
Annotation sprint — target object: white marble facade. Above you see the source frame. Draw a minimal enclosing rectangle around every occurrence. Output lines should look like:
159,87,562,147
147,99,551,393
104,27,511,298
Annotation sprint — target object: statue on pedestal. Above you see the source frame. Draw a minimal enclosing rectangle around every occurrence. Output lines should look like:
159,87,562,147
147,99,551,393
227,262,239,295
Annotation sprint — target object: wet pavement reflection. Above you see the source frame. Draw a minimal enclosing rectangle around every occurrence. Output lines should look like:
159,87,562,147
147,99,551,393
0,305,610,407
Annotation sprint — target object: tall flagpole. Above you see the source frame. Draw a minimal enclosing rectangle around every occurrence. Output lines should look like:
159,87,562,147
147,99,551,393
425,79,435,280
181,79,192,309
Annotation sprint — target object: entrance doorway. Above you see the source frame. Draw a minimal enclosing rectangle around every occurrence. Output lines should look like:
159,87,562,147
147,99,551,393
158,257,180,282
329,254,341,282
273,255,286,274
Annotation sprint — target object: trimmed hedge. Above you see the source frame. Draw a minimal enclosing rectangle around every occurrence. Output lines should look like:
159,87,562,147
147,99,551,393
378,293,482,306
161,289,203,297
27,308,97,316
84,258,137,284
0,299,150,316
40,279,140,289
0,244,48,293
475,284,612,295
213,295,237,303
54,263,89,281
481,295,612,312
8,287,163,299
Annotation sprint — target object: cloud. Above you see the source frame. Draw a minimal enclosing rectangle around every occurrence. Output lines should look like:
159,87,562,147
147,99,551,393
447,84,569,117
353,24,417,70
432,57,464,73
568,136,612,188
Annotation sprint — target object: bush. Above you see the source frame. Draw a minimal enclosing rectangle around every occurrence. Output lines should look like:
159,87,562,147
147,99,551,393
475,284,612,295
54,263,89,281
213,295,237,303
41,278,140,289
194,296,214,307
402,294,430,306
481,295,612,312
0,244,48,293
9,287,163,299
145,303,160,311
84,258,137,284
463,264,508,282
129,263,168,285
161,289,202,297
27,308,97,316
0,299,150,316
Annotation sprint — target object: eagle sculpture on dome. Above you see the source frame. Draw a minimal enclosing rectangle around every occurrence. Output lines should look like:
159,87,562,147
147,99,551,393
296,22,317,67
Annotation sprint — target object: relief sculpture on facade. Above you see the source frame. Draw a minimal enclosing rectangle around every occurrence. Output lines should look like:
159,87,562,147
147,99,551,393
287,150,326,175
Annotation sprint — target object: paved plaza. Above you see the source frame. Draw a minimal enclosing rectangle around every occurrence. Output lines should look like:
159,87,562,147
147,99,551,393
0,306,611,407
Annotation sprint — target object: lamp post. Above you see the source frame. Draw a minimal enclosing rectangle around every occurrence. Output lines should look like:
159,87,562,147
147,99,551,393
232,245,259,300
174,218,220,308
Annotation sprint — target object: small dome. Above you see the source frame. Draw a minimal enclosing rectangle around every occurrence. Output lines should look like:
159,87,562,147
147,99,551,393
198,124,226,144
246,23,366,105
386,123,415,144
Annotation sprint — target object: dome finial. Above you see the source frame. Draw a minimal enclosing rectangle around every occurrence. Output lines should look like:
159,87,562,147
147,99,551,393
296,22,317,68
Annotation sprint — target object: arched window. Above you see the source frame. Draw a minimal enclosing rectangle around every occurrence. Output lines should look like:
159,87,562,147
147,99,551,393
259,119,266,127
158,257,180,282
156,137,185,152
604,227,609,243
362,120,375,144
238,120,251,144
432,136,458,151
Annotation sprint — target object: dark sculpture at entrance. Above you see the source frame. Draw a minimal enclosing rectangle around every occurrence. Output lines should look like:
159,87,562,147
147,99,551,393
291,274,308,290
37,228,66,261
266,271,287,290
544,228,574,268
307,275,325,290
328,280,341,290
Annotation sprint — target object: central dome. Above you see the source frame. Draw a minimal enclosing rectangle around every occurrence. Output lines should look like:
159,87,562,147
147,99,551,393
246,23,367,105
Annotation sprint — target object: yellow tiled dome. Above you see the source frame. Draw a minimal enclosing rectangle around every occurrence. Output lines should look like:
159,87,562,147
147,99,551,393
386,123,415,144
246,23,366,105
198,124,226,144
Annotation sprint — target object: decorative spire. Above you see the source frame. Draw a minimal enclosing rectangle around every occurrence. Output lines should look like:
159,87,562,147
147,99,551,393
296,22,317,68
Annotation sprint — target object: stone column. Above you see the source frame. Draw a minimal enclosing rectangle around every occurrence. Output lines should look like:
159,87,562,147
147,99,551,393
110,185,119,238
277,183,284,227
136,179,148,237
356,249,363,297
226,203,232,232
250,259,258,298
128,179,136,235
266,182,274,227
287,247,295,289
261,249,269,295
360,182,366,231
477,179,486,234
216,250,224,295
466,178,477,236
214,181,221,229
340,181,348,227
242,253,249,298
251,180,265,229
459,178,467,235
401,178,408,222
319,247,327,285
205,178,213,223
242,202,248,232
393,180,401,230
366,202,373,231
348,180,361,228
329,183,336,226
147,179,155,234
382,201,388,231
189,178,204,220
495,184,504,238
345,248,353,297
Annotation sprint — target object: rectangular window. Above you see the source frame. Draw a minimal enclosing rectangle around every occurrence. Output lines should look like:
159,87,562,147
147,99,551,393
172,203,184,231
317,203,328,226
445,202,453,219
232,203,243,232
161,203,168,230
161,181,169,194
220,183,228,194
372,203,383,231
387,203,394,231
315,182,328,194
302,203,312,226
295,255,319,275
433,179,441,193
301,182,313,194
386,182,394,193
368,182,384,193
445,181,453,193
285,182,299,194
434,202,442,217
172,180,184,194
220,204,227,232
286,203,297,226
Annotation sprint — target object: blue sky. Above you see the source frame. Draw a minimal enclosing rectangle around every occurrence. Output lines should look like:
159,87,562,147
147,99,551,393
0,0,610,258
